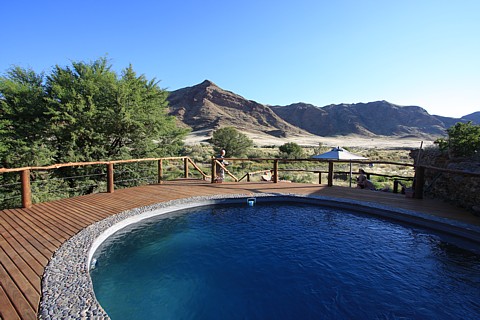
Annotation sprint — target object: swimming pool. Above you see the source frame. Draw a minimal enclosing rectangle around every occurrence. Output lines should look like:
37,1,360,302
90,201,480,319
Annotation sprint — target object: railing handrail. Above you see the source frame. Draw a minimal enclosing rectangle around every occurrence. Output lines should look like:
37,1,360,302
213,157,413,167
6,157,480,176
213,159,239,182
419,164,480,177
2,156,478,209
0,157,189,173
0,157,207,209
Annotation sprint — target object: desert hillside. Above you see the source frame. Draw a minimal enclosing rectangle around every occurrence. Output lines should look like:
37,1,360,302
167,80,477,148
168,80,308,138
270,101,446,137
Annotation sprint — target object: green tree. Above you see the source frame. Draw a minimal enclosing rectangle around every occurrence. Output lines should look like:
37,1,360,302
44,59,116,162
279,142,304,159
435,121,480,158
44,58,188,162
0,67,54,167
0,67,57,208
1,58,189,207
104,64,187,159
211,127,253,157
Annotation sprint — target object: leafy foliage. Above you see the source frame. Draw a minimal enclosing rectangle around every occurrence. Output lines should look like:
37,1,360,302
1,58,188,167
0,67,54,167
211,127,253,157
182,144,213,162
278,142,304,159
0,57,189,208
44,58,188,162
434,121,480,158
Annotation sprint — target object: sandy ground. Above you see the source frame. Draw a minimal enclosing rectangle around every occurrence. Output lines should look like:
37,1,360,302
185,130,433,149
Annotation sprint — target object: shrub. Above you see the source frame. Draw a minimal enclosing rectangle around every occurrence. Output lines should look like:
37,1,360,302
435,121,480,158
211,127,253,157
279,142,304,159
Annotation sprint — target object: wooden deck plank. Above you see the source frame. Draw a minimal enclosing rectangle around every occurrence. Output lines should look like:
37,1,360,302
0,220,52,268
0,262,37,320
0,237,41,291
19,205,79,236
0,248,39,308
19,206,77,237
8,209,69,247
2,208,65,249
1,180,479,319
0,225,49,276
37,199,104,224
0,285,21,320
0,210,60,253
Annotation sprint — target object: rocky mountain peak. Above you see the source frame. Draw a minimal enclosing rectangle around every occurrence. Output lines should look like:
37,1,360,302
167,81,308,137
167,81,478,140
199,79,217,87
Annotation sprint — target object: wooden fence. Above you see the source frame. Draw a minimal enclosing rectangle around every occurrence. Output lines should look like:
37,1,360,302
3,156,478,209
0,157,208,209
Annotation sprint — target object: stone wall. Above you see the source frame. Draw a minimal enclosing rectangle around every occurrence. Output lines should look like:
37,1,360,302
410,148,480,214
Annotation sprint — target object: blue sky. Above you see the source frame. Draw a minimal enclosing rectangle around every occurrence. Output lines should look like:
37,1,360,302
1,0,479,118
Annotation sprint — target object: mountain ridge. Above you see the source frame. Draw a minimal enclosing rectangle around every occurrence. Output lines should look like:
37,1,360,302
167,80,478,141
167,80,308,138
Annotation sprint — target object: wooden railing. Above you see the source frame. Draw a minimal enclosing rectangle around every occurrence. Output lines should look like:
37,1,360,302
213,157,416,186
3,156,478,209
0,157,209,209
211,157,480,200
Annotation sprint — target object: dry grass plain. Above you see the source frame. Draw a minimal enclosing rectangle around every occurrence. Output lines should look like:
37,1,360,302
184,131,433,190
185,130,435,150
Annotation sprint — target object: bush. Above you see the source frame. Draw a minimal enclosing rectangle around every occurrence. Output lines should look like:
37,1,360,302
211,127,253,157
279,142,304,159
435,121,480,158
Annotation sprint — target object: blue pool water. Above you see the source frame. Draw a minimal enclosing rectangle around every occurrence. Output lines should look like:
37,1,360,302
91,202,480,319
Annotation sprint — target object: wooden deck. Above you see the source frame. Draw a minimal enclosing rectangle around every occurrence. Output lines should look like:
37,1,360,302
1,180,479,319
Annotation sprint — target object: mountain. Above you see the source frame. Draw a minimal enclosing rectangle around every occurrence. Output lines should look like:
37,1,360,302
270,101,447,137
461,112,480,124
433,115,465,128
167,80,308,137
167,80,478,140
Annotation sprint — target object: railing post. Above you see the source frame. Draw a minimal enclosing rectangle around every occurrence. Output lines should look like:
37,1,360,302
21,169,32,208
211,157,217,183
273,160,279,183
184,157,189,178
247,173,250,182
107,163,114,193
393,180,399,193
158,159,163,184
414,166,425,199
328,161,334,187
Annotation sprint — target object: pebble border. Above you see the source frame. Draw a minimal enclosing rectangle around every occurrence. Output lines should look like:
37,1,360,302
38,193,480,319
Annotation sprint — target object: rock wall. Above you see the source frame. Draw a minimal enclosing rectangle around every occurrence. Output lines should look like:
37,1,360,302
410,148,480,214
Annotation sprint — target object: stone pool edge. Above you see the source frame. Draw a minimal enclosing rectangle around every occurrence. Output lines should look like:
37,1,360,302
38,193,480,319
